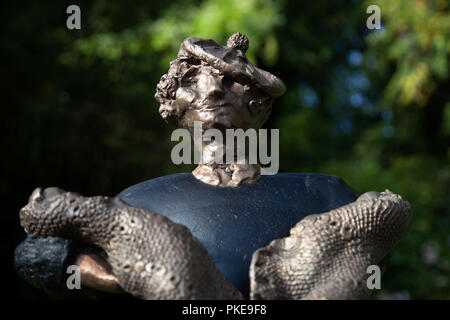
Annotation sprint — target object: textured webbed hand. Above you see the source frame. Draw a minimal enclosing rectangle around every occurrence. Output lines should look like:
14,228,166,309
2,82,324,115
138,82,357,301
19,187,243,300
249,190,412,300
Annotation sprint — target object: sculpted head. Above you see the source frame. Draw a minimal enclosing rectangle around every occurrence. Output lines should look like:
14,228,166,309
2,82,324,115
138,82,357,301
155,33,286,133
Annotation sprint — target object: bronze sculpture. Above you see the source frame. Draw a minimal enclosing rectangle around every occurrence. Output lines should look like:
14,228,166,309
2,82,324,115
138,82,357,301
15,33,412,299
155,32,285,187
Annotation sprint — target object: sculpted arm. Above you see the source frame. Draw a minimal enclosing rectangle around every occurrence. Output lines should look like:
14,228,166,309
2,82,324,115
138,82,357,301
250,190,412,300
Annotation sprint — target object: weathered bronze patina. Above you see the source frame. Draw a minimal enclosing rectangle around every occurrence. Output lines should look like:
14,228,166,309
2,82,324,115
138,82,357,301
155,32,286,187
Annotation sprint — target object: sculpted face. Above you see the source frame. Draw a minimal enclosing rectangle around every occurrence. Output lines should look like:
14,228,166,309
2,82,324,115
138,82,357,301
154,34,285,186
171,64,273,132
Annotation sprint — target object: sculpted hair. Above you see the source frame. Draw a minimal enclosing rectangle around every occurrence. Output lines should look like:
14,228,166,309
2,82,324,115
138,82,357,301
155,57,201,126
155,55,274,130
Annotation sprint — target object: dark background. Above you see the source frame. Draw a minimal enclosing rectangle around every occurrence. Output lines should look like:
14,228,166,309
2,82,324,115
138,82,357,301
2,0,449,299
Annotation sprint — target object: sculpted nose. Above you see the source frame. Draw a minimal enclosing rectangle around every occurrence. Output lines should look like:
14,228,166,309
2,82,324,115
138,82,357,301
206,77,225,98
207,85,224,98
208,88,224,98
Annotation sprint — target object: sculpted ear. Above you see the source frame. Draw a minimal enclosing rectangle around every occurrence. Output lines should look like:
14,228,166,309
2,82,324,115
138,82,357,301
158,103,180,125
